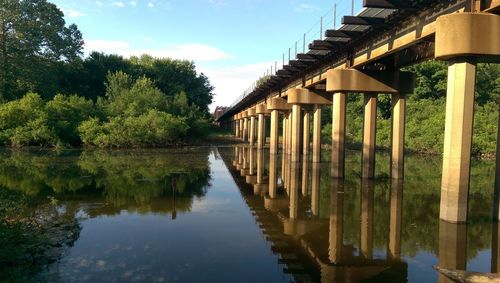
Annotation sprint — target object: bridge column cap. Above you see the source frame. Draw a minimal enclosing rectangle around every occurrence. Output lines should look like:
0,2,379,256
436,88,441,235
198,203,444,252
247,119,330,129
287,88,331,105
436,13,500,61
267,97,293,111
256,103,271,115
326,69,415,94
247,107,257,117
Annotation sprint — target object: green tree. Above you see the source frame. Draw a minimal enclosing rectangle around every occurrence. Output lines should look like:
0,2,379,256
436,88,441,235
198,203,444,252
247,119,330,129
0,0,83,100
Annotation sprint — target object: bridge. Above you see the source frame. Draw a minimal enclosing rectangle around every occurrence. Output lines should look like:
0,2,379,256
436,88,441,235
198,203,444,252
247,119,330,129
216,0,500,224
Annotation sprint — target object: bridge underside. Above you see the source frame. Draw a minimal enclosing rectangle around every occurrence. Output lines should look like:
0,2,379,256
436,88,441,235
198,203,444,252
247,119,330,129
219,0,500,224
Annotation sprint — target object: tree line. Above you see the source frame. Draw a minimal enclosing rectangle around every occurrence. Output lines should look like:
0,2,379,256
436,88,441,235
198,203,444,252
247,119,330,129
0,0,214,147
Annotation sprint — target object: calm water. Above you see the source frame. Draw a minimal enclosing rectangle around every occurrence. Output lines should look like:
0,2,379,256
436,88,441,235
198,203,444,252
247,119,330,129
0,146,496,282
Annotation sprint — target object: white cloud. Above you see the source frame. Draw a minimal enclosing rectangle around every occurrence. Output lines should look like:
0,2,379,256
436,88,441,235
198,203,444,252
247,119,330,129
130,1,137,6
62,8,85,18
148,2,154,8
84,40,233,62
197,61,274,111
111,1,124,7
96,1,103,7
295,4,319,12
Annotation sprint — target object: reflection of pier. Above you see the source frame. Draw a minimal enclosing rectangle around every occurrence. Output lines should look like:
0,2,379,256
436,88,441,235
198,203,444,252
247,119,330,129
221,146,409,282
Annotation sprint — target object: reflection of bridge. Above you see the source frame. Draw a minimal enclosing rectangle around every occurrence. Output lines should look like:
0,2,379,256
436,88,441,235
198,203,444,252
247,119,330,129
216,1,499,225
220,146,409,282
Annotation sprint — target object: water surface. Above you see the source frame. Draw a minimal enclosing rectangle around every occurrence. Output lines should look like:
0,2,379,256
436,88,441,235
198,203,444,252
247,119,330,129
0,146,496,282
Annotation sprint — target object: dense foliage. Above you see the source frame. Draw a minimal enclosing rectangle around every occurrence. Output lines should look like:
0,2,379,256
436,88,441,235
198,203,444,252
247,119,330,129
0,0,214,147
321,61,500,156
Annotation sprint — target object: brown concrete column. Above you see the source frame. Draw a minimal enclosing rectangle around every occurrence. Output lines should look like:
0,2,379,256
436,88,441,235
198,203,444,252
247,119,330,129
269,154,278,199
249,116,256,145
312,105,322,163
257,113,265,149
329,179,344,264
235,119,240,137
287,112,293,155
303,110,311,156
438,221,467,283
281,114,288,154
332,93,347,179
270,110,280,154
311,162,320,217
440,61,476,223
249,146,255,176
360,179,374,260
243,118,248,142
389,179,403,259
391,93,406,179
291,105,303,162
362,94,377,179
257,149,264,184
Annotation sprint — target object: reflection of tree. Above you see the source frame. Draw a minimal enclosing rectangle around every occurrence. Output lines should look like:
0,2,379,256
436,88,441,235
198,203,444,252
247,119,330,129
0,149,212,216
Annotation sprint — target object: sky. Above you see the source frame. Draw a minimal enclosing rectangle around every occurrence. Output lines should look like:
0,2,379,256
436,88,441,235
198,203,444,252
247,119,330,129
51,0,363,112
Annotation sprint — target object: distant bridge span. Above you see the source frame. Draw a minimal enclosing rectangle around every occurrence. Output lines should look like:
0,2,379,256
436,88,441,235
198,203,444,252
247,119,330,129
216,0,500,224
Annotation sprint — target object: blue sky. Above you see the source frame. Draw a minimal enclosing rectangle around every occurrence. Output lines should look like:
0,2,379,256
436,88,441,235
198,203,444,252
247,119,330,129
52,0,363,111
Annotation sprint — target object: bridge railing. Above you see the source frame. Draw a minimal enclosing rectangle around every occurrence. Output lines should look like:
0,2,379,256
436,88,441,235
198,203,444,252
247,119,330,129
221,0,364,119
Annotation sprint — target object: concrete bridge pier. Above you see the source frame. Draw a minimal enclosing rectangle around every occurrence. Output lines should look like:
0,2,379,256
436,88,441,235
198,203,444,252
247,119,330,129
362,94,378,179
327,69,414,179
268,153,278,199
267,97,292,155
249,110,256,146
287,111,293,155
312,105,322,163
331,92,347,179
289,161,301,219
301,156,309,196
287,88,330,163
435,12,499,223
391,93,406,179
243,116,249,142
256,103,270,150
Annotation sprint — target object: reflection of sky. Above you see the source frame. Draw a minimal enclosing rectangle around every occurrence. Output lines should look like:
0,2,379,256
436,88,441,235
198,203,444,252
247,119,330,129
42,152,291,283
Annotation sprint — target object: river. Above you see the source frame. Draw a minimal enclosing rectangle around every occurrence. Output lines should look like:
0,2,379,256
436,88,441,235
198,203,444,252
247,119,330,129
0,146,496,282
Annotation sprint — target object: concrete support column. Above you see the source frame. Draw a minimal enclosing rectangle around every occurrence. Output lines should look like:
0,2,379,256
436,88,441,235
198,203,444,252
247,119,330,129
243,118,248,142
329,179,344,264
389,179,403,259
287,112,293,155
269,154,278,199
249,146,255,176
332,93,347,179
235,120,240,137
362,94,378,179
312,105,322,163
281,114,288,154
270,110,280,154
360,180,374,260
391,93,406,179
257,113,265,149
440,62,476,223
291,105,303,162
438,221,467,283
249,116,256,145
303,111,310,157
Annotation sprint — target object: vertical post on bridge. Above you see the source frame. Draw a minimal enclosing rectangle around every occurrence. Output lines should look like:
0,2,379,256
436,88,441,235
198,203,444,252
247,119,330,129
362,93,377,179
312,105,322,163
331,92,346,179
